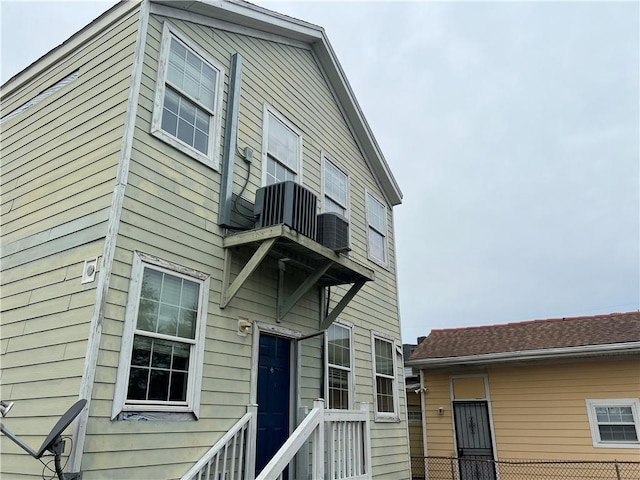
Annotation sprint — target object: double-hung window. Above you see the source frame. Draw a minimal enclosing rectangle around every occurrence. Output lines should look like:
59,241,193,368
366,191,388,266
113,252,209,418
586,399,640,448
152,22,224,169
323,156,349,218
262,106,302,185
326,323,353,409
372,332,398,421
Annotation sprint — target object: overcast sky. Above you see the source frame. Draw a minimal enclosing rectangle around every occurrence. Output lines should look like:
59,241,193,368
2,1,638,344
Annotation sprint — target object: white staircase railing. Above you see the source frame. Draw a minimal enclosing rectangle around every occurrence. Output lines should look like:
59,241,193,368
256,400,372,480
181,404,257,480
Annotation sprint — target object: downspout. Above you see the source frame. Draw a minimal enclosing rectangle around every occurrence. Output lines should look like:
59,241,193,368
68,0,149,474
420,369,429,480
218,53,243,228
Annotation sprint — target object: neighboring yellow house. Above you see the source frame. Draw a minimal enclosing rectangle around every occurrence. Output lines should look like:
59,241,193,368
407,312,640,479
0,1,410,479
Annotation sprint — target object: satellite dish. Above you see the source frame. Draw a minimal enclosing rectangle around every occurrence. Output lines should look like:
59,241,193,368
35,398,87,459
1,398,87,480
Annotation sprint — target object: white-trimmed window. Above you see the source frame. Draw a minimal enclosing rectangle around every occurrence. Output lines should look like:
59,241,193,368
371,332,399,421
262,105,302,185
113,252,209,418
586,399,640,448
325,323,354,409
407,406,422,424
322,155,349,218
366,190,388,266
151,22,225,170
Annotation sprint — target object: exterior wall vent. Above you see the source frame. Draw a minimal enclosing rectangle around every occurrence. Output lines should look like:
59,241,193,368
317,212,350,252
254,181,318,239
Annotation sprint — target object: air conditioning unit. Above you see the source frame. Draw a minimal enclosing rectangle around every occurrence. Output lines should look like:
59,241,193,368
254,181,318,239
317,212,350,252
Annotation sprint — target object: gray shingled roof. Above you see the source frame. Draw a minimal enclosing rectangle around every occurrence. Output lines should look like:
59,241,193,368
409,312,640,361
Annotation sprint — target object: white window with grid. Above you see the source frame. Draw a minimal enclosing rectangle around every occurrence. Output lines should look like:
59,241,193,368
262,105,302,186
366,190,388,266
113,252,209,418
322,156,349,218
151,22,224,169
586,399,640,448
325,323,354,410
371,332,399,421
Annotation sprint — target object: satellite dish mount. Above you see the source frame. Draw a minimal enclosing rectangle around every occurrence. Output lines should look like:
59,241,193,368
1,399,87,480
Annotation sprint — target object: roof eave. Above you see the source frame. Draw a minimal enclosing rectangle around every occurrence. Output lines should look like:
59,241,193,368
406,341,640,368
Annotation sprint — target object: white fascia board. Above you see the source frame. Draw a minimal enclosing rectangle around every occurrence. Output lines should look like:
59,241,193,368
153,0,323,43
0,1,141,97
152,0,403,207
406,342,640,368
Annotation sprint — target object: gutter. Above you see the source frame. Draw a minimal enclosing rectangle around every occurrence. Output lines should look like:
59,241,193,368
406,341,640,368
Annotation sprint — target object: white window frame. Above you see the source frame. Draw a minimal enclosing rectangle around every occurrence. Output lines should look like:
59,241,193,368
407,406,422,424
365,189,389,267
371,331,399,422
151,22,225,170
112,252,210,419
321,154,350,220
586,399,640,448
261,104,303,186
324,321,355,410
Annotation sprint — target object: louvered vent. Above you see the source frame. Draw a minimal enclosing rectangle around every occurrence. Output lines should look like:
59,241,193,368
317,212,350,252
254,181,318,239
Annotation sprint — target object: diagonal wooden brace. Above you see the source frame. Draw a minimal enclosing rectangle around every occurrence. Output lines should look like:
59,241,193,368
278,260,333,322
320,278,368,330
221,238,276,308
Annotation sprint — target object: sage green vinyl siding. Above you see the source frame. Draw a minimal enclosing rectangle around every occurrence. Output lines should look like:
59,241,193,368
0,6,140,479
2,8,407,478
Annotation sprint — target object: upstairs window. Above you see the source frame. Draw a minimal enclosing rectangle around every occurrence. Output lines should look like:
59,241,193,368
323,156,349,218
586,399,640,448
152,23,224,170
262,106,302,185
372,332,399,421
113,252,209,418
326,323,353,409
366,191,388,266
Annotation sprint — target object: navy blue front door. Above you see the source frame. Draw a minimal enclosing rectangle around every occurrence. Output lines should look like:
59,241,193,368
256,333,291,476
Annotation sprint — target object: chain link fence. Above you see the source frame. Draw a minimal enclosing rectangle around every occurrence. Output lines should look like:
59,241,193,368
411,456,640,480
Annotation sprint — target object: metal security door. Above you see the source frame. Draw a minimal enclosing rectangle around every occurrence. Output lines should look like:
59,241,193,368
453,401,496,480
256,333,291,478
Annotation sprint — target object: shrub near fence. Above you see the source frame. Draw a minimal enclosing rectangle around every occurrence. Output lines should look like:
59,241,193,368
410,456,640,480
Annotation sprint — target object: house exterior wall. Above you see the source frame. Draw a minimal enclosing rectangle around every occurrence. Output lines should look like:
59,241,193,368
419,356,640,470
77,5,409,480
0,4,140,478
407,389,425,477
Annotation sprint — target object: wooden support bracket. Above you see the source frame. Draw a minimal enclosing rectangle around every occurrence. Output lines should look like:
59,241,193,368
278,260,333,322
320,278,368,330
220,238,276,308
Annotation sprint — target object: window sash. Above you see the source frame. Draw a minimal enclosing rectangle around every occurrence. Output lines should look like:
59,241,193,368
324,159,348,214
113,252,209,418
366,192,388,264
326,324,352,410
151,22,224,169
372,334,397,418
587,399,640,447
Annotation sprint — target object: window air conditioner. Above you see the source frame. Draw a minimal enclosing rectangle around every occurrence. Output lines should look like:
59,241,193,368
316,212,350,252
254,181,318,239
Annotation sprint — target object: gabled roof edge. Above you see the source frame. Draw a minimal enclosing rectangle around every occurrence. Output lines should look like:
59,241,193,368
406,341,640,368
